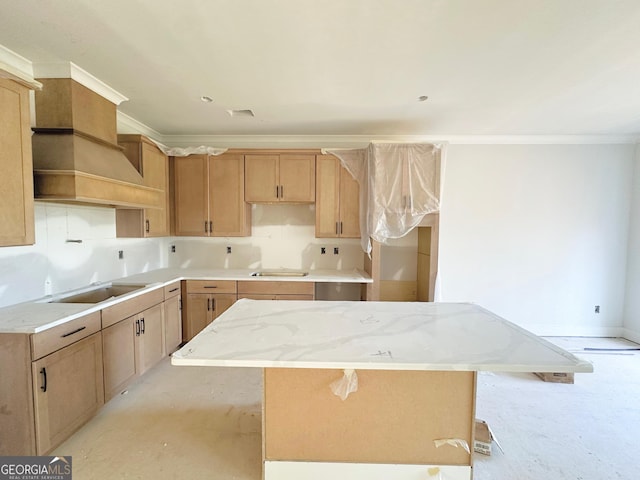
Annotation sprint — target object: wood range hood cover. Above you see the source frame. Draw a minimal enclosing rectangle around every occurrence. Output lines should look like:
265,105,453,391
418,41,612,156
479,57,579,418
32,78,161,209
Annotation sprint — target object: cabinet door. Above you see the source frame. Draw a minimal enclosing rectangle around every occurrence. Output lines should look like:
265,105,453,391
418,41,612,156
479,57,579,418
102,316,137,401
164,295,182,355
137,303,164,375
174,155,209,236
184,293,211,342
210,154,250,236
32,332,104,454
211,294,236,320
280,154,315,203
142,142,169,236
0,79,34,246
339,165,360,238
245,154,279,202
315,155,340,238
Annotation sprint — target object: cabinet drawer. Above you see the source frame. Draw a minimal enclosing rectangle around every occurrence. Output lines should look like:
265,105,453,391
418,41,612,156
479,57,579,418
101,288,164,329
238,294,314,301
164,281,181,299
237,281,315,296
31,311,101,361
186,280,237,294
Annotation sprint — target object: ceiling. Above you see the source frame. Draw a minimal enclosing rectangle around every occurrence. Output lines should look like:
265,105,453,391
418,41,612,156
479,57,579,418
1,0,640,141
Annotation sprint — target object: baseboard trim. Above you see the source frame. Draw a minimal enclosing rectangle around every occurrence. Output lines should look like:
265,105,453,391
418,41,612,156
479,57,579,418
523,325,623,338
620,328,640,344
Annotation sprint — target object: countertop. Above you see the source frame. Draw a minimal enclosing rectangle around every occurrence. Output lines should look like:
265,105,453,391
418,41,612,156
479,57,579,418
0,268,371,334
172,300,593,373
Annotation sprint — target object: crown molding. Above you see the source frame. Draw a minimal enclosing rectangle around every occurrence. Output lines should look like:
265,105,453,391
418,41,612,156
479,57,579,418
117,111,165,144
159,133,640,149
33,61,128,105
0,44,41,89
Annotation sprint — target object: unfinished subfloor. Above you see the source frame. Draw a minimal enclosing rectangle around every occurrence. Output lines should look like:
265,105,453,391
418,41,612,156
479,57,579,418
53,337,639,479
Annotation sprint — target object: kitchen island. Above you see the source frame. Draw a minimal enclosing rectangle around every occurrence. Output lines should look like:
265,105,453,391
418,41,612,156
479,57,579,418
172,300,592,479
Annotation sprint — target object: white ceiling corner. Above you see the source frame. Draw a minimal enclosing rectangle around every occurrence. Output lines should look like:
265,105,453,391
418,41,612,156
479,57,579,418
1,0,640,143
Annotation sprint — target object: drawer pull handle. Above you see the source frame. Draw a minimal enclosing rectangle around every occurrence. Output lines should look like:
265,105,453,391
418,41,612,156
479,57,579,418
61,326,86,338
141,318,145,334
40,368,47,392
203,286,218,289
169,287,179,293
136,319,141,336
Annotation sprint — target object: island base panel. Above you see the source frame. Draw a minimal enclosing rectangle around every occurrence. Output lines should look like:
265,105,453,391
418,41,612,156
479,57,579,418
264,368,476,466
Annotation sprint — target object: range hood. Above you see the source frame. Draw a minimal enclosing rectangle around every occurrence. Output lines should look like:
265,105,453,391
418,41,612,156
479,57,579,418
32,78,161,209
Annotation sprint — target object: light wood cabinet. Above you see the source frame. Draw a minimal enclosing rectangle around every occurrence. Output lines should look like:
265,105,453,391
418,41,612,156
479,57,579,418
245,154,315,203
32,332,104,454
116,135,170,237
163,281,182,355
32,332,104,455
101,289,165,401
0,312,104,455
315,154,360,238
102,302,164,401
174,154,250,236
137,303,164,375
182,280,237,341
237,281,315,300
102,315,137,401
0,78,35,247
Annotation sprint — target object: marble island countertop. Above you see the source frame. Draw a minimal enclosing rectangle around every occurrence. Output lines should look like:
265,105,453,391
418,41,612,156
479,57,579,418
0,268,371,334
172,300,593,373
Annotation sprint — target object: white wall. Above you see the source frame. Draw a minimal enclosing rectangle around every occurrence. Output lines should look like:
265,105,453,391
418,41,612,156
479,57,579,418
439,144,635,336
622,145,640,342
168,204,364,271
0,202,167,308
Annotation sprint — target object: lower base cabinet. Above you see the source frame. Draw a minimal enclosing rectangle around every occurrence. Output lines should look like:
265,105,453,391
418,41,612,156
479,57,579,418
237,281,315,300
32,332,104,454
182,280,237,341
0,285,183,456
102,303,164,402
163,283,182,354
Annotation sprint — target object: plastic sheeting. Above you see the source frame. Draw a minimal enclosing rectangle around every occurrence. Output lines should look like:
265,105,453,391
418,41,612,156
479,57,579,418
324,143,444,254
329,369,359,400
147,140,228,157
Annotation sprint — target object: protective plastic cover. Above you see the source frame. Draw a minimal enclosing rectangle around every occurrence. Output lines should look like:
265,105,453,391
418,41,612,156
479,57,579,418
324,143,443,253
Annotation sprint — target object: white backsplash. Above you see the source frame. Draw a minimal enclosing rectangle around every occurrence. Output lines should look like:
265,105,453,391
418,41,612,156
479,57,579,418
0,203,365,308
168,204,364,271
0,202,167,308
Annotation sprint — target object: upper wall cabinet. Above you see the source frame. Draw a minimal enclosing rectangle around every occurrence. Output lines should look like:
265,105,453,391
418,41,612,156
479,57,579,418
0,78,35,247
315,154,360,238
174,153,250,237
245,153,315,203
115,135,170,237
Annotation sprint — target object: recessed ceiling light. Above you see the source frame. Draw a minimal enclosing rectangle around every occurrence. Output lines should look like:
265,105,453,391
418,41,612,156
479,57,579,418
226,109,255,117
200,95,214,103
418,95,429,102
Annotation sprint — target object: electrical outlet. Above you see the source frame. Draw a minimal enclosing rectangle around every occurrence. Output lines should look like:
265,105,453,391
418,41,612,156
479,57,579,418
227,246,232,254
334,247,339,255
170,245,176,253
595,305,600,313
321,247,326,254
118,250,124,260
